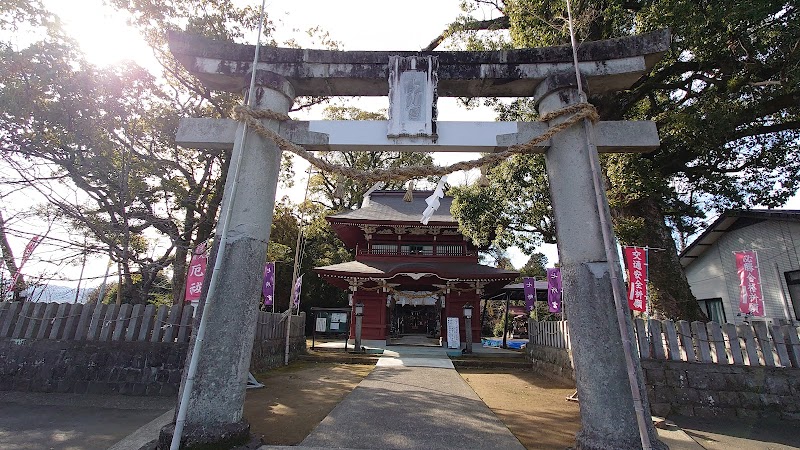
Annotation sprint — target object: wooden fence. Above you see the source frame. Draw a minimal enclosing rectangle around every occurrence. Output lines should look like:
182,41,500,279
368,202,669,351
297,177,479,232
529,319,571,349
0,301,305,344
634,318,800,368
529,318,800,368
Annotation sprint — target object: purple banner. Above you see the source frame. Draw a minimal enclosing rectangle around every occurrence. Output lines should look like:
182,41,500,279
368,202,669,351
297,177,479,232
523,277,536,313
262,262,275,306
547,268,562,313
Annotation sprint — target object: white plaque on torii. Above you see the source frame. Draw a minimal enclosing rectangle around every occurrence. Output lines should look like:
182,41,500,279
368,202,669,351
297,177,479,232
387,56,438,141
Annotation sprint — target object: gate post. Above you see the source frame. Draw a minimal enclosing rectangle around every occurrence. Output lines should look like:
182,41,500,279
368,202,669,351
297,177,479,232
536,73,665,450
159,73,295,449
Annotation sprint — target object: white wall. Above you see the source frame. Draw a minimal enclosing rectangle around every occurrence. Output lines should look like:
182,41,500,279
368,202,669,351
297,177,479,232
685,219,800,325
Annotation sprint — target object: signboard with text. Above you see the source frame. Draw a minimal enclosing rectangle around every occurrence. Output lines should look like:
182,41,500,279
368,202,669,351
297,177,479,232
446,317,460,349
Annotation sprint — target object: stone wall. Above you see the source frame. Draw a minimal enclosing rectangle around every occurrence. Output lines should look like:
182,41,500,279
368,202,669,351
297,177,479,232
0,339,188,396
527,345,575,382
0,335,306,396
249,335,306,373
642,359,800,421
525,344,800,421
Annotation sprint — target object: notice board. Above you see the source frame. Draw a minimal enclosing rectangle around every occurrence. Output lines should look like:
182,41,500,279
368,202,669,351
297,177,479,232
312,309,350,334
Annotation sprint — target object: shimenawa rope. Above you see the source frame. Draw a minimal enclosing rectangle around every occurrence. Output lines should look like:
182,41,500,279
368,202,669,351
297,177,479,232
231,102,599,184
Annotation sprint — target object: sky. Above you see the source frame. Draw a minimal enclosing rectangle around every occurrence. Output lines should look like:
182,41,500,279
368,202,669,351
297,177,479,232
9,0,798,297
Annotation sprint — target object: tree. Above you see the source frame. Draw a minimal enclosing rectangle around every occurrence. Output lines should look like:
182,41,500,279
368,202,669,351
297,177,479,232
519,252,548,279
0,1,266,304
443,0,799,319
0,210,28,301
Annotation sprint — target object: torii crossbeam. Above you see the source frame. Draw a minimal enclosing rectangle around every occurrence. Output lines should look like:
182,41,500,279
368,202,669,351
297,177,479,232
162,30,671,450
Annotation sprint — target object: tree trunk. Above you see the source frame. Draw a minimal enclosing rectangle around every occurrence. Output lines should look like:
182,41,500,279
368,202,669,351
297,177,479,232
172,240,189,305
0,211,24,301
610,196,707,321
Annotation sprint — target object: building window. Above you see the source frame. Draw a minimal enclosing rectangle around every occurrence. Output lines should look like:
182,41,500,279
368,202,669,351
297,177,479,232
400,244,433,256
697,298,727,324
371,244,397,255
436,244,463,256
785,270,800,320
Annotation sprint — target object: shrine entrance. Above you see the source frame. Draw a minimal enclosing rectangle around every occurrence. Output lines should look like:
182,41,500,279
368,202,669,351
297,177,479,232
166,27,672,450
396,304,438,336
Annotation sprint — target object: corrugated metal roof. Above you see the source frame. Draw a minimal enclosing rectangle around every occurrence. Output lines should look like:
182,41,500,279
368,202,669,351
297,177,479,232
679,209,800,267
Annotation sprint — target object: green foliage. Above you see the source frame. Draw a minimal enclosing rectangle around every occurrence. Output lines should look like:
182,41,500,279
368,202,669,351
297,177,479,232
531,300,559,322
492,319,506,337
448,0,798,319
451,154,555,253
0,0,262,304
296,204,352,310
519,252,548,279
87,270,172,305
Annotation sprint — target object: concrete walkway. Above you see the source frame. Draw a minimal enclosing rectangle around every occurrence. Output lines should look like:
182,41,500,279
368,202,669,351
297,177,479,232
271,344,525,450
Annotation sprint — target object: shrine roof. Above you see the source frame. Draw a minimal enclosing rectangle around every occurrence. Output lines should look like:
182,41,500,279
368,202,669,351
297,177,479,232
313,260,518,281
328,190,456,225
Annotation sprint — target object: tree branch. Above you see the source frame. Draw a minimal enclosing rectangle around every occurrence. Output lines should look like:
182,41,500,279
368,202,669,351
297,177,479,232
422,16,510,51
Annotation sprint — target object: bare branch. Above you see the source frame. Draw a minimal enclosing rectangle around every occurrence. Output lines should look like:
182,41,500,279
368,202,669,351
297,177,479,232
422,16,510,51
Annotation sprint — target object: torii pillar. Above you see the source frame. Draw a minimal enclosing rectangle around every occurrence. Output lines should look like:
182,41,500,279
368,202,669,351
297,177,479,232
158,73,294,448
166,30,671,449
537,73,665,449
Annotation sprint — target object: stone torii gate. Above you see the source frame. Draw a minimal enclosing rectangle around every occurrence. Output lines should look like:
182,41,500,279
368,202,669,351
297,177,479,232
164,30,671,449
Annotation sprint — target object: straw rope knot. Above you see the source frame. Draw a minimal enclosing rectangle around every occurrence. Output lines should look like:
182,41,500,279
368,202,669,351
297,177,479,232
231,102,599,184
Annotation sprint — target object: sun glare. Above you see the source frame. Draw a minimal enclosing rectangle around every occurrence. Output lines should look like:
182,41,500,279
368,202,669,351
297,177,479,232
43,0,155,70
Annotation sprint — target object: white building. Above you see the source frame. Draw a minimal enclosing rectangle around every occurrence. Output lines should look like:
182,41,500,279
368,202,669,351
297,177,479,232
680,210,800,325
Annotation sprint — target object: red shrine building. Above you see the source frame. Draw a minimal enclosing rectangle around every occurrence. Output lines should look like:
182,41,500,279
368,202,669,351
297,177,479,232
314,190,518,344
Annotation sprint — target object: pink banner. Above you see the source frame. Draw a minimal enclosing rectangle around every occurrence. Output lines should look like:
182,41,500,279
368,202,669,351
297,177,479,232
9,235,41,288
734,250,765,316
624,246,648,312
184,243,208,303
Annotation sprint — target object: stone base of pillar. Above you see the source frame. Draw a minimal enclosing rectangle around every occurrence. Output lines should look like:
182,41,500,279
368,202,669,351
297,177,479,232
157,421,251,450
566,263,668,450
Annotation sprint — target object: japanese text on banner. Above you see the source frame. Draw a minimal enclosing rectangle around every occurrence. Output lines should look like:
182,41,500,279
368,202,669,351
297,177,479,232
262,262,275,306
184,243,208,303
523,277,536,313
734,250,765,316
546,268,562,313
623,246,648,312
